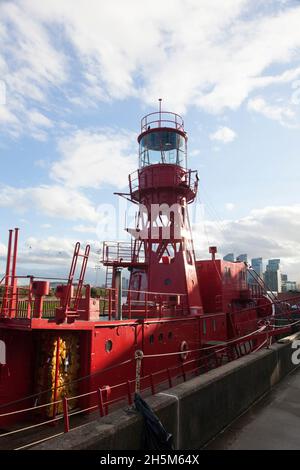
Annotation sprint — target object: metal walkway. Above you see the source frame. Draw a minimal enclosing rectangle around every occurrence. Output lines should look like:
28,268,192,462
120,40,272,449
205,366,300,450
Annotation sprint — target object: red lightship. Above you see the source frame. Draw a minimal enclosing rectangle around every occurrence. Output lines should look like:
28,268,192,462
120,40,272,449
0,105,291,447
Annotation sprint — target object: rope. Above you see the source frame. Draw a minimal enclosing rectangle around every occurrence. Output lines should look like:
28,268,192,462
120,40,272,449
142,326,267,358
273,318,300,328
0,357,133,411
3,331,273,446
0,415,63,438
14,432,64,450
0,399,62,418
252,338,268,353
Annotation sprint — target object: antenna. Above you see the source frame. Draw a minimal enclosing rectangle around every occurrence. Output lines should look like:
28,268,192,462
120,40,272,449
158,98,162,126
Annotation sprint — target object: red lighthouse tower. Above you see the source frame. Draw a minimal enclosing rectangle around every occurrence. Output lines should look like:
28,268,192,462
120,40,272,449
126,101,203,314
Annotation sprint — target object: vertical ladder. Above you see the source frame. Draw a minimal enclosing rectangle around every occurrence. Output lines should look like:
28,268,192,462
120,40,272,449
105,265,113,289
62,242,90,316
102,265,114,316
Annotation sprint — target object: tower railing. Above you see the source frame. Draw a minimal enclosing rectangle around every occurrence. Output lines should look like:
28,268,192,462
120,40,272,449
129,168,198,198
141,111,184,132
102,240,145,264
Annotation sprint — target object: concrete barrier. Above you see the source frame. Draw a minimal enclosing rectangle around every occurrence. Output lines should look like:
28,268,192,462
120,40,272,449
32,337,299,450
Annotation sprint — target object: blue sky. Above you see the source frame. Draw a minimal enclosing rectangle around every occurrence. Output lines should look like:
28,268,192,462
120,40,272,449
0,0,299,284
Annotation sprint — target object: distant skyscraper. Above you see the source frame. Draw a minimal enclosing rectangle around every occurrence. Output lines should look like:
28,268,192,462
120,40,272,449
281,275,297,292
267,259,280,271
251,257,263,277
285,281,297,292
223,253,234,262
236,254,248,263
264,259,281,292
248,257,263,285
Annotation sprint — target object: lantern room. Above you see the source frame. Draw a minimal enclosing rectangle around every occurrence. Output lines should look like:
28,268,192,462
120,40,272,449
138,102,187,169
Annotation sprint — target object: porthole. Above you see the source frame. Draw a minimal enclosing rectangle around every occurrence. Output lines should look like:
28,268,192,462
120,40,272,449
168,331,173,340
149,334,154,344
158,333,163,343
105,339,113,352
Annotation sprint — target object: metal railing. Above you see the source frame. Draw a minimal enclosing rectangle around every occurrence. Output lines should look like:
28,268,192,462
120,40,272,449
129,168,198,196
0,276,86,320
0,321,290,450
99,287,188,319
102,240,145,264
141,111,184,132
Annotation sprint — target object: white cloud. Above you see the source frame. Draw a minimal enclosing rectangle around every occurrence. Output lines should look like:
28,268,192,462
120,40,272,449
0,125,136,223
0,236,102,282
52,129,136,189
247,96,296,126
28,110,53,128
190,149,201,157
225,203,235,211
0,1,66,138
210,126,236,143
73,224,98,234
0,185,98,221
0,105,18,124
1,0,300,136
0,242,6,258
193,203,300,282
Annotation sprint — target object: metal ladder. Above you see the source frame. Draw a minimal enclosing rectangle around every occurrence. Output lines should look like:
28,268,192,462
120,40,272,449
105,265,113,289
62,242,90,317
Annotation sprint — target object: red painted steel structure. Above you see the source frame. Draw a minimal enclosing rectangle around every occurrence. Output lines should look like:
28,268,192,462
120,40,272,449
0,106,293,439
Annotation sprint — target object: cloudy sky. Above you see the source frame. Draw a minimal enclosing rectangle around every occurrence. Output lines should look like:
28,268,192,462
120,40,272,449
0,0,299,284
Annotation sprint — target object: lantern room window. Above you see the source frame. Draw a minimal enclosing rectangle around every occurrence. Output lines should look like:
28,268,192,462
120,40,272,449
139,130,187,168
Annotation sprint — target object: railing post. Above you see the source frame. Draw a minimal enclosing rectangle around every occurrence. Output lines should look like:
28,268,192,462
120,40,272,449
102,386,110,415
10,227,19,317
15,287,19,317
27,276,33,319
62,396,70,433
135,350,144,394
127,380,132,405
97,388,104,417
1,229,13,317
